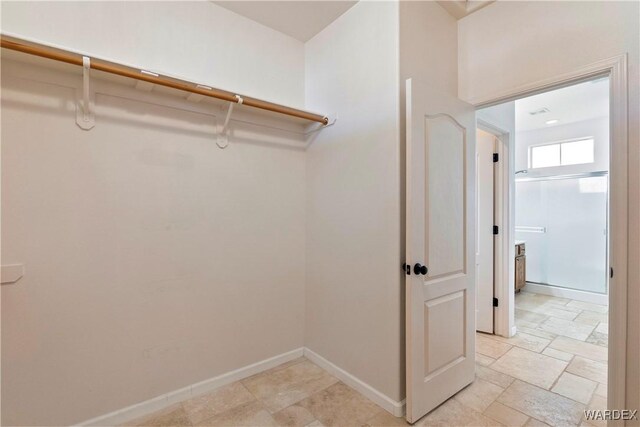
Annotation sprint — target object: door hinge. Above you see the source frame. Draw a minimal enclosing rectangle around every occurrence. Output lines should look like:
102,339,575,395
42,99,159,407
610,267,614,278
493,153,499,162
493,297,499,307
493,225,499,235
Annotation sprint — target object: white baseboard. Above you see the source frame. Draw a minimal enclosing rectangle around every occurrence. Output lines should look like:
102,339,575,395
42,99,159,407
78,347,304,426
523,282,608,305
303,348,405,418
78,346,405,425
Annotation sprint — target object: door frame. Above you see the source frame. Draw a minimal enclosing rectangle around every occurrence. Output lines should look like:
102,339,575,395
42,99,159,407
471,54,628,413
477,120,513,338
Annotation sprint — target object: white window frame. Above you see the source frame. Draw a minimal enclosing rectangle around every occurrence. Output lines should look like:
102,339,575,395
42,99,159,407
528,136,595,169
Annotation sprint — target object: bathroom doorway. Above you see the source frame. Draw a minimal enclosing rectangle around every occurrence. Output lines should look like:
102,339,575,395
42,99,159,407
474,74,616,415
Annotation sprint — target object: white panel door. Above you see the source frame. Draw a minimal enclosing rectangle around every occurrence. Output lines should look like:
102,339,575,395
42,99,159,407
405,78,476,423
476,129,496,333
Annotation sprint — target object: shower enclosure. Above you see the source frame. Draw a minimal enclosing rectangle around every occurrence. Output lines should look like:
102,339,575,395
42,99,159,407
515,171,608,295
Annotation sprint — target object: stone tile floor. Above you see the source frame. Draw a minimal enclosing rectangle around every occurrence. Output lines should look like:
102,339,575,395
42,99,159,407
128,291,608,427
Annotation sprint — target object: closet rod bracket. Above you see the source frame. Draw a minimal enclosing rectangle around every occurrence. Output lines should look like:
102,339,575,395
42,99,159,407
217,95,243,149
323,113,337,127
76,55,95,130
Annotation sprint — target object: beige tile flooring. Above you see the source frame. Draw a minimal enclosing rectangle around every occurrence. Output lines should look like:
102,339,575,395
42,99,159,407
128,291,608,427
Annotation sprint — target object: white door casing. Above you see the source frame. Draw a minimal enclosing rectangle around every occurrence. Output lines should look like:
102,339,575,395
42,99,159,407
405,78,476,423
471,56,628,410
476,129,496,333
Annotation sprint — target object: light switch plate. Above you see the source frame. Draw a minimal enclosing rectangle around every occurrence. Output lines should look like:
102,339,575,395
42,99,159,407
1,264,25,285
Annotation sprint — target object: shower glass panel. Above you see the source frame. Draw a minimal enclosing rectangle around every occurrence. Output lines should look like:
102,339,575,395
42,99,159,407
515,173,608,294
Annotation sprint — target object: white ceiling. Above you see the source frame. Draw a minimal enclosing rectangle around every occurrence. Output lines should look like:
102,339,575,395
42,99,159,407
213,1,357,42
213,1,494,41
437,1,495,19
515,78,610,132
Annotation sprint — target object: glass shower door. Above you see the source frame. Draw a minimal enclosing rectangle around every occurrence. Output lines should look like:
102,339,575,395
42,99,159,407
515,173,608,294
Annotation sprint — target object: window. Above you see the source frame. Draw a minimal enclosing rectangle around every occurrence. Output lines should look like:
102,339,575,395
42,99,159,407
530,143,560,168
529,138,595,169
561,139,595,165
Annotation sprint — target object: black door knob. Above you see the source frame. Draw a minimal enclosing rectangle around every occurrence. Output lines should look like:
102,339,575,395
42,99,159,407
414,263,428,275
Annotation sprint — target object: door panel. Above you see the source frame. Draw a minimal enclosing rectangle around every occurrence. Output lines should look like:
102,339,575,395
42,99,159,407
476,129,496,333
406,78,476,423
424,290,465,376
426,115,466,278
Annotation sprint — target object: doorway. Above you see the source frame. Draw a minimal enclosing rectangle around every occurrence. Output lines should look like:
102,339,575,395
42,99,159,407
475,74,615,420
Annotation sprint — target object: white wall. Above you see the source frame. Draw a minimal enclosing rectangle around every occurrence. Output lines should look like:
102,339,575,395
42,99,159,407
459,0,640,411
0,1,305,108
458,1,639,106
304,1,403,402
515,117,609,177
399,1,458,96
1,2,307,425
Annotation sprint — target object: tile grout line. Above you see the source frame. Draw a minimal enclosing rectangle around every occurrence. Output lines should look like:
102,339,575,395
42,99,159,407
456,366,525,426
185,357,312,426
483,294,605,415
481,391,532,427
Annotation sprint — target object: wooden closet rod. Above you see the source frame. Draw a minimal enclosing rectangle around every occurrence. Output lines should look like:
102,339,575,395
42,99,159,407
0,34,329,125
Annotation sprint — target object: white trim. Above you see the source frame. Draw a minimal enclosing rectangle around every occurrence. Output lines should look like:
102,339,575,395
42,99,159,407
303,348,405,417
77,347,407,426
523,283,608,306
605,54,628,415
471,54,628,413
468,55,620,108
77,348,304,426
